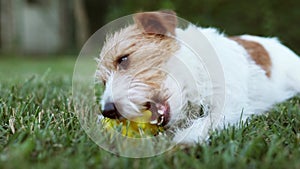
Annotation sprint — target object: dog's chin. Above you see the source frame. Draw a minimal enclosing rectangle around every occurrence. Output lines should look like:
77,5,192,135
144,101,170,126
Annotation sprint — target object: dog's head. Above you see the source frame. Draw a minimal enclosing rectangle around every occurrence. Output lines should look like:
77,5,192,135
97,11,183,127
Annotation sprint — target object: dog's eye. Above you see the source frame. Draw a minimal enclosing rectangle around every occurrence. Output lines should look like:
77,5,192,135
116,54,129,69
117,55,128,64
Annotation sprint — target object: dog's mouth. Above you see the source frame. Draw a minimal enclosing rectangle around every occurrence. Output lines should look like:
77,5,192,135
144,101,170,126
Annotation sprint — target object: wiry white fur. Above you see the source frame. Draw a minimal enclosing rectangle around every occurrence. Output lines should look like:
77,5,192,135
163,45,212,125
167,25,300,144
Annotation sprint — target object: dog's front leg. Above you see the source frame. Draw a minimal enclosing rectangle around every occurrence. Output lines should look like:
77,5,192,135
172,116,221,145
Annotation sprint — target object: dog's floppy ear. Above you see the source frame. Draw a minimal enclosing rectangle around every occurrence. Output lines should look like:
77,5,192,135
134,10,177,36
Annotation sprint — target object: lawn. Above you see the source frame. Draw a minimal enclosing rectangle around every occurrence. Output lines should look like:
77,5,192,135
0,56,299,169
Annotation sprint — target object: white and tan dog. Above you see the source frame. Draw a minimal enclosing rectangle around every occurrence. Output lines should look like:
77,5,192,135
97,11,300,144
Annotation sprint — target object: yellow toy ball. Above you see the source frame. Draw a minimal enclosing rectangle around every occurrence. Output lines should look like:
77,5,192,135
101,110,164,138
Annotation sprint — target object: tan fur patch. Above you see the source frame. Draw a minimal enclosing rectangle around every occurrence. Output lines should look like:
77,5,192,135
134,11,177,35
230,37,272,77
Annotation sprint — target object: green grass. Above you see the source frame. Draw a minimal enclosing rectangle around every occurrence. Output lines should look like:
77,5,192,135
0,57,299,169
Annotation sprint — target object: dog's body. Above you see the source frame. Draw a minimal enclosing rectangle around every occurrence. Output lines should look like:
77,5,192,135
97,11,300,144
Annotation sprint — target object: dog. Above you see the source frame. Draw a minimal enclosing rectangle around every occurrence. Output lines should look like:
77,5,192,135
96,10,300,144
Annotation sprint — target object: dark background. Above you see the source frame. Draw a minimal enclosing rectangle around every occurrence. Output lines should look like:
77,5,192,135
0,0,299,56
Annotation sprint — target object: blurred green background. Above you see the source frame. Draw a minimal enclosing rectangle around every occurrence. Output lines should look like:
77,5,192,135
0,0,300,56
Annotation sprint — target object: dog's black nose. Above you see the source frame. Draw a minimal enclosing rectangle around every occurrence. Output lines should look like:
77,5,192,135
102,102,122,119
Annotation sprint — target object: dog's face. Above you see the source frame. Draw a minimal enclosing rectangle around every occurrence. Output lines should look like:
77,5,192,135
97,11,180,126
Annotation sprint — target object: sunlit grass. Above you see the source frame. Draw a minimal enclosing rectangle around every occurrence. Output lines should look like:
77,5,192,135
0,57,299,169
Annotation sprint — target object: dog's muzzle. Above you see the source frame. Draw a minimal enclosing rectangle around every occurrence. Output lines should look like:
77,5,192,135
101,101,170,127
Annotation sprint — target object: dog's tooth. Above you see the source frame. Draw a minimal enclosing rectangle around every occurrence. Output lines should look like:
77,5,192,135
157,110,164,115
150,119,158,124
157,116,164,125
